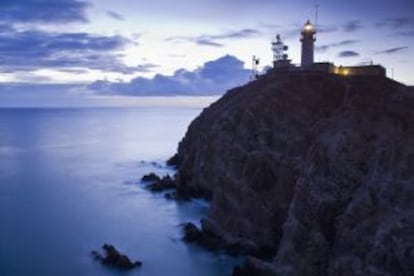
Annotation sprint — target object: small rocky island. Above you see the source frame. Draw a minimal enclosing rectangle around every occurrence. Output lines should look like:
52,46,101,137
92,244,142,270
166,71,413,275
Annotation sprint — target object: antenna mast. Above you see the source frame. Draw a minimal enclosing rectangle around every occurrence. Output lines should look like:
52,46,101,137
315,4,319,30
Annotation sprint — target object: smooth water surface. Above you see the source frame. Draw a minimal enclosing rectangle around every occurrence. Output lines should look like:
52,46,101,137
0,107,236,276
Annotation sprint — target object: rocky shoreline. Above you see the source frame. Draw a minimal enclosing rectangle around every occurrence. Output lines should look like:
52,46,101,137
142,71,414,275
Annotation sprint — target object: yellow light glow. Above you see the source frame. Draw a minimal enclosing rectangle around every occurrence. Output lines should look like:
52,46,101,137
305,24,313,31
342,69,349,76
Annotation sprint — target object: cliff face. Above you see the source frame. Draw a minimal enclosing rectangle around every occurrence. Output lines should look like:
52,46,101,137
174,72,414,275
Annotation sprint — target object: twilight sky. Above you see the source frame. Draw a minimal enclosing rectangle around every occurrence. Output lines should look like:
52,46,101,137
0,0,413,106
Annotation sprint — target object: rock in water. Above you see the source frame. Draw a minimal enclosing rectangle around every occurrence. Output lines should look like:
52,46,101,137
92,244,142,270
173,71,414,275
141,172,161,182
146,175,176,192
141,173,176,192
183,222,203,242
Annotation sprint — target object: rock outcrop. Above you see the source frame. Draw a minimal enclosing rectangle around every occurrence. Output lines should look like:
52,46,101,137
141,173,176,192
92,244,142,269
173,71,414,275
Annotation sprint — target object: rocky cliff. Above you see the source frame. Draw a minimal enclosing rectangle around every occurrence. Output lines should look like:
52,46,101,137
173,71,414,275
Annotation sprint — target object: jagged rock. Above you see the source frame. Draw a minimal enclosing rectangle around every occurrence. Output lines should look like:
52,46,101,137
141,173,160,182
141,173,176,192
146,175,175,192
183,222,203,242
182,220,265,256
92,244,142,270
167,153,180,168
173,71,414,275
182,222,224,251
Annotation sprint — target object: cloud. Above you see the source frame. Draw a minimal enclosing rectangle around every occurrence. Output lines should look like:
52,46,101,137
338,51,360,57
316,40,359,52
107,11,124,21
393,31,414,37
343,20,363,32
282,24,337,39
0,0,89,24
167,28,260,47
317,25,339,34
196,39,224,47
0,25,151,74
376,17,414,29
375,46,409,55
208,29,260,39
88,55,250,96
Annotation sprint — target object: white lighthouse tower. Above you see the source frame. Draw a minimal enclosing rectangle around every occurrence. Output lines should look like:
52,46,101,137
300,20,316,68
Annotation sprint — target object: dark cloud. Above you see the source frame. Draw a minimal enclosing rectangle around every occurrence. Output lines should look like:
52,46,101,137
376,17,414,29
107,11,124,21
57,68,90,74
167,29,260,47
375,46,409,55
208,29,260,39
317,25,339,34
343,20,363,32
338,50,360,57
88,55,250,96
316,40,359,52
0,25,151,74
196,39,224,47
0,0,89,24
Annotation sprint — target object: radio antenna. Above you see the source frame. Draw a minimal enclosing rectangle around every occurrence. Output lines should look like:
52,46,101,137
315,4,319,30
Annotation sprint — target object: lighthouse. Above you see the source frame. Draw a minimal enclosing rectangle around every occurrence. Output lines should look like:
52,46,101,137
300,20,316,68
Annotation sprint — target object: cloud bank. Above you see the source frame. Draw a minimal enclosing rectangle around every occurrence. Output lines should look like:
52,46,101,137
0,24,151,74
88,55,250,96
0,0,89,24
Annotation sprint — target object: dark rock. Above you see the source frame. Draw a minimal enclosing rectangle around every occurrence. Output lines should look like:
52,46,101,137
146,175,175,192
232,257,279,276
164,192,176,200
182,221,260,255
92,244,142,270
141,173,160,182
182,222,223,251
167,153,180,168
173,71,414,275
183,222,203,242
91,250,101,260
232,265,245,276
164,191,188,201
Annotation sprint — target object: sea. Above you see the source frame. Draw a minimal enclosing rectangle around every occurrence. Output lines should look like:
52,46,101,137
0,106,238,276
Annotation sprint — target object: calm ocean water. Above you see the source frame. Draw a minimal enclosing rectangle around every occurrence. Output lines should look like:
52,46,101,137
0,107,237,276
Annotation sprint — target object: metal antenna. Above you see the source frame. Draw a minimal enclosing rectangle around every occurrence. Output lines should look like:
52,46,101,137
315,4,319,30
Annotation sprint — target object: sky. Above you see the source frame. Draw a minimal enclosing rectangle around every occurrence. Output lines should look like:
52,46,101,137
0,0,413,106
